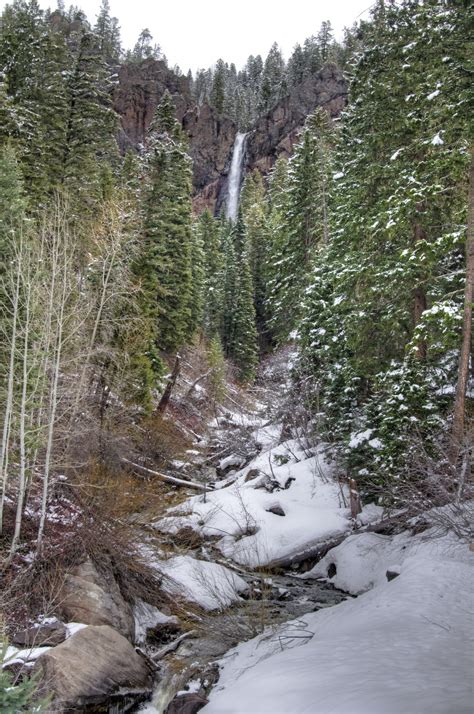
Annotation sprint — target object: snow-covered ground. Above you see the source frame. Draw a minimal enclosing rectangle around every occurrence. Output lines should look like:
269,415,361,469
155,438,379,569
158,555,248,610
202,526,474,714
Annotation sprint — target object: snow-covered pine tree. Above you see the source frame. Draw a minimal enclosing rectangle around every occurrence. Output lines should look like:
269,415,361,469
197,208,224,337
299,0,471,487
138,90,193,358
267,109,334,341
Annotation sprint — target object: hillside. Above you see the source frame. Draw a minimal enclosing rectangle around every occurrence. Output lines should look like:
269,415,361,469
0,1,472,713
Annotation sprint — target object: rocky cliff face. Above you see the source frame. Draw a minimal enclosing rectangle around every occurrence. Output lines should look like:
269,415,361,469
246,63,347,173
114,60,347,214
114,58,191,152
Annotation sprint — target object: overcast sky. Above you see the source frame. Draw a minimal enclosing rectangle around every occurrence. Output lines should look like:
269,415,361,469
0,0,373,72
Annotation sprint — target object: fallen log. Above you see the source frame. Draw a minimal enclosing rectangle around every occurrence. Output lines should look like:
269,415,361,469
122,458,213,492
151,631,196,661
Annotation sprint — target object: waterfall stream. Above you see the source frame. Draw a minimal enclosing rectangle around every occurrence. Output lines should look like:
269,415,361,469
226,132,247,221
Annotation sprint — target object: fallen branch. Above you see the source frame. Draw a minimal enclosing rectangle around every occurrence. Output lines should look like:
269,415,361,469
151,630,196,661
122,458,212,492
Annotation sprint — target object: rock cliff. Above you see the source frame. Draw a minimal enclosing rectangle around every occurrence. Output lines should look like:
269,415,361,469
114,60,348,213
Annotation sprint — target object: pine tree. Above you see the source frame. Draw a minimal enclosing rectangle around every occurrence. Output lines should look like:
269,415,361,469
197,209,223,336
232,244,259,382
220,219,238,355
299,0,471,485
268,109,334,340
240,170,269,338
210,58,226,115
259,43,286,113
131,28,161,62
94,0,122,62
137,90,193,358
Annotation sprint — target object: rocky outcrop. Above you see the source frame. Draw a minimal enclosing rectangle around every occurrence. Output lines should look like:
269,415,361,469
166,693,209,714
183,103,237,211
33,625,153,712
59,558,135,640
12,621,67,648
246,63,347,173
114,58,191,152
113,60,347,214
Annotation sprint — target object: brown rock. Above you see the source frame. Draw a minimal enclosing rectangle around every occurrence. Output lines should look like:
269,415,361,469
166,693,209,714
59,558,134,640
12,621,67,648
33,625,153,712
267,504,286,517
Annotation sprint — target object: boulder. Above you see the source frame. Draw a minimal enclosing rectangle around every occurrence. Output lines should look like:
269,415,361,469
266,504,285,517
166,693,209,714
33,625,154,712
12,621,67,647
59,558,134,640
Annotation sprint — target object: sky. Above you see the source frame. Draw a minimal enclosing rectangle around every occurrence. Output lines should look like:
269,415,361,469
0,0,374,72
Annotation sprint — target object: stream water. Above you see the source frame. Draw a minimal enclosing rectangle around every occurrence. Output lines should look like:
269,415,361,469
138,569,348,713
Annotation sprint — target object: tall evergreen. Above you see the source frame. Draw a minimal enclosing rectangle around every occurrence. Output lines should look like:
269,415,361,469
197,209,223,337
299,0,471,485
268,109,334,340
137,90,193,357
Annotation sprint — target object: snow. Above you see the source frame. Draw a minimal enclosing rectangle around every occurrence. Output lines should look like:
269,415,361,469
157,439,356,568
3,645,51,667
427,89,441,100
348,429,373,448
218,454,246,472
65,622,88,638
158,555,248,610
431,132,444,145
202,529,474,714
133,599,178,644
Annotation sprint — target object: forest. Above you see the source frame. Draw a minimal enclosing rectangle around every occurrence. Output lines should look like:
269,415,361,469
0,0,472,712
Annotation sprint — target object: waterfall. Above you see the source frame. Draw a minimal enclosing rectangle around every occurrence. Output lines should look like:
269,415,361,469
226,132,247,221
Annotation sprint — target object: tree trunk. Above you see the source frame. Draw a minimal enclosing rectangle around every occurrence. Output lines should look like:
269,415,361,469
413,216,428,360
155,354,180,415
451,148,474,463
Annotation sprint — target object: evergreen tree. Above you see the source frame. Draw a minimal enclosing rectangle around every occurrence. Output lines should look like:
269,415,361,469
299,0,471,486
137,90,193,360
94,0,122,62
210,58,226,114
130,28,161,62
220,219,238,355
197,209,223,336
268,109,334,340
240,170,269,338
259,42,286,113
232,246,259,381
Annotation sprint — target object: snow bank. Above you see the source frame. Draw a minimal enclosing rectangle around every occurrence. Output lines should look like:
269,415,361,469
133,599,178,644
202,532,474,714
158,555,248,611
156,440,360,568
302,526,471,594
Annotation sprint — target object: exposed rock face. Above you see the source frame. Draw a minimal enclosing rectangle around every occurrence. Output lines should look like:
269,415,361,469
114,58,191,152
114,60,347,213
183,103,237,211
59,558,135,640
246,63,347,174
33,625,153,712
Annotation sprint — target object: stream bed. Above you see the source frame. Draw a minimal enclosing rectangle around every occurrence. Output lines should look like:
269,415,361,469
138,569,349,713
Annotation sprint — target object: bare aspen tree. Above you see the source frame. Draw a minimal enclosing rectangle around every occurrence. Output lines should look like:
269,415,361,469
0,237,22,534
451,148,474,464
9,238,34,559
37,211,73,551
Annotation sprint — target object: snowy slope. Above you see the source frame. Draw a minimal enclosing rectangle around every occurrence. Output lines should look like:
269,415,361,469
202,531,474,714
155,439,362,568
